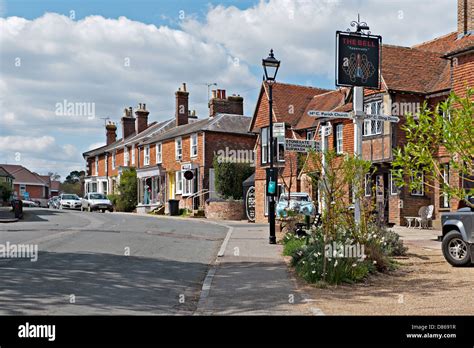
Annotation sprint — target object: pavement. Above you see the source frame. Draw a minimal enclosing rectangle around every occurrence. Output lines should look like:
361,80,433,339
0,206,17,223
195,221,317,315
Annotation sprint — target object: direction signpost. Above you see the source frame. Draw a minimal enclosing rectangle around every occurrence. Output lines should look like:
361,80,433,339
285,139,320,152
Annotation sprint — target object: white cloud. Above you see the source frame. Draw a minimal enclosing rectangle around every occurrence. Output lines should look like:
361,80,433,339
0,0,455,177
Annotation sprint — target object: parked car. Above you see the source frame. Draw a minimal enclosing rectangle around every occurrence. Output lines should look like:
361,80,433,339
21,199,39,207
81,192,113,213
276,192,316,218
441,197,474,266
58,194,82,210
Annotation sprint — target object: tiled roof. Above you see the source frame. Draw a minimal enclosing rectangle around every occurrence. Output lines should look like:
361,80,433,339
265,82,331,126
141,114,253,145
295,89,349,130
0,166,14,179
0,164,48,186
381,45,450,94
413,31,474,56
83,119,174,157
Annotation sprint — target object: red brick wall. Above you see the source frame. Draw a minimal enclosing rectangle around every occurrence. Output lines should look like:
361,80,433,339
14,184,46,199
452,53,474,98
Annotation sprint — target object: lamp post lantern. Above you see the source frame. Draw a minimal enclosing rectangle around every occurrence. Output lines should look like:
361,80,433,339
262,49,280,245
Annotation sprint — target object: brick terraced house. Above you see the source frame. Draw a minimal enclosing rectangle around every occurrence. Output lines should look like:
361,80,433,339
83,84,256,214
136,86,255,214
249,0,473,226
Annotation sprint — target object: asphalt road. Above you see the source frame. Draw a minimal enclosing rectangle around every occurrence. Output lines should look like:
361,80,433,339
0,208,228,315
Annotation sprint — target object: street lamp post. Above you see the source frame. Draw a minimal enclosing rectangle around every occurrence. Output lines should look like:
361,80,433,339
262,49,280,245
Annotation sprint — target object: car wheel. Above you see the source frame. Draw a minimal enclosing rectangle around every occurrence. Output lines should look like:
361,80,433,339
442,230,471,267
101,209,106,213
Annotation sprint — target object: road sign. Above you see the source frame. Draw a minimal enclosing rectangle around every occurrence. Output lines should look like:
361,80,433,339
184,170,194,180
307,110,353,119
273,122,285,137
336,31,381,89
285,139,320,152
364,114,399,123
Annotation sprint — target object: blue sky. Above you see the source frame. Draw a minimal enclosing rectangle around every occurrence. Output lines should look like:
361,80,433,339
0,0,456,178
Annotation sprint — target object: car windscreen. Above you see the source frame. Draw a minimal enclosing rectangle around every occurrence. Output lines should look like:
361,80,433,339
62,195,79,200
90,193,106,200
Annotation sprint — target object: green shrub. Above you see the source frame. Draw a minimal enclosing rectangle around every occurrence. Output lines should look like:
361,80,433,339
212,157,253,200
107,194,119,206
115,168,137,212
380,228,408,256
282,233,306,256
285,224,403,285
0,182,13,202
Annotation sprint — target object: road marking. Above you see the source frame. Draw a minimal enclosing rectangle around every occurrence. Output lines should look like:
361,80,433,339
217,227,233,257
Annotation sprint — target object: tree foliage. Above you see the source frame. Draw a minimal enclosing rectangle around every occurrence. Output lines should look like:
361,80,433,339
64,170,85,184
116,168,138,212
392,89,474,208
0,182,13,202
213,157,253,200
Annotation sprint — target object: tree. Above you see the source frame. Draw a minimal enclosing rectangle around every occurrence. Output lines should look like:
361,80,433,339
48,172,61,181
0,182,13,202
65,170,85,184
116,168,137,212
213,157,253,200
393,89,474,208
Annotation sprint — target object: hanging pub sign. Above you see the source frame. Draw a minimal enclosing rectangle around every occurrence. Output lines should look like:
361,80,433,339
336,31,381,89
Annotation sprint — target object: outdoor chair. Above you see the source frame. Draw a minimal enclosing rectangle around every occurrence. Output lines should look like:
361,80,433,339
415,204,434,229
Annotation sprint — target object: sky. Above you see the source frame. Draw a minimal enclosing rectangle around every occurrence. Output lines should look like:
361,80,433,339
0,0,456,179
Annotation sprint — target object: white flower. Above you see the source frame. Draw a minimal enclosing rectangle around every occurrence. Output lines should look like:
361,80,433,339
312,270,316,274
334,260,338,267
352,263,357,267
373,260,377,264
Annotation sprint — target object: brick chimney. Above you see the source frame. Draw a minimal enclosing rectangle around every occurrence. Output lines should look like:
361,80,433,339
106,121,117,145
458,0,474,37
175,83,189,126
135,103,149,134
121,106,135,139
209,89,244,117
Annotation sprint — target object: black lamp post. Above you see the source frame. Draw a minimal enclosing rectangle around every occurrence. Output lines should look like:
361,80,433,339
262,49,280,245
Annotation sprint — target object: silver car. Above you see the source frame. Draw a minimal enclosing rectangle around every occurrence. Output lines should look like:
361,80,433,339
81,192,113,213
59,194,82,210
441,197,474,266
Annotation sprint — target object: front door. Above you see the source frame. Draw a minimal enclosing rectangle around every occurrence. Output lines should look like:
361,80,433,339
168,172,175,200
